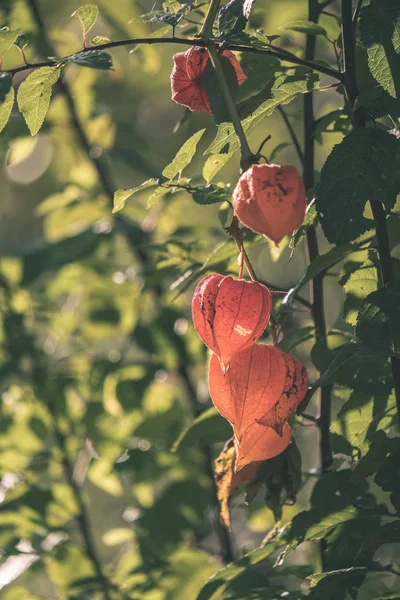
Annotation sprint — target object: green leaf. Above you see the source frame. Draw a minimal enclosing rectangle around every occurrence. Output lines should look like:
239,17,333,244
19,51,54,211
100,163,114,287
197,543,277,600
218,0,255,39
282,21,327,36
308,568,367,599
313,344,361,389
332,390,395,452
235,54,280,104
356,280,400,357
62,50,113,70
14,33,28,49
0,72,12,103
90,35,111,46
191,184,231,205
72,4,99,38
198,55,240,125
0,85,14,133
146,10,184,28
269,142,291,163
162,129,206,180
289,201,318,252
173,407,232,453
17,66,61,136
206,71,319,155
359,0,400,99
282,243,360,308
356,521,400,565
203,153,233,183
112,178,162,213
315,129,400,245
0,28,21,56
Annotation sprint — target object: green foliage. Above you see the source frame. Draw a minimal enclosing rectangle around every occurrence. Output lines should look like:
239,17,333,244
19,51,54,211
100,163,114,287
72,4,99,40
0,27,21,56
162,129,206,179
359,0,400,99
17,66,62,135
61,50,113,70
2,1,400,599
316,128,400,245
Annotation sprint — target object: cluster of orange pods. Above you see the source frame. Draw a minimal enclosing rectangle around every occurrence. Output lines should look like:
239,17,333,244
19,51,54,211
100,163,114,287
192,275,308,473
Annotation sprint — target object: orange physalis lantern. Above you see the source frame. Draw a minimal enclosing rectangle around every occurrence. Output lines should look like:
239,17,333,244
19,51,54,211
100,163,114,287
232,163,307,245
171,46,247,114
208,345,308,470
192,274,272,370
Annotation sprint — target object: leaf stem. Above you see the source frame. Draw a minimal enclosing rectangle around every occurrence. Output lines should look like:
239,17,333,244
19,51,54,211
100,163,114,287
6,37,344,82
198,0,221,40
341,0,400,426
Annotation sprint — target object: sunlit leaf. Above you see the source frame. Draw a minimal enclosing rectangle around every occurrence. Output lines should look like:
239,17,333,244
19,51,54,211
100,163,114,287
17,66,62,136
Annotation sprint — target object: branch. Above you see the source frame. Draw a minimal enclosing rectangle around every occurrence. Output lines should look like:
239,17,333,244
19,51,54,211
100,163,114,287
303,0,332,473
341,0,400,425
277,106,304,167
5,36,344,82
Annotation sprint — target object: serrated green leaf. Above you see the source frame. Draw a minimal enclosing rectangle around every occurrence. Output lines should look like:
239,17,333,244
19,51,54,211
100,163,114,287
0,28,21,56
282,21,327,36
173,407,232,453
191,184,231,205
72,4,99,38
62,50,113,70
17,66,61,136
315,129,400,245
112,178,162,213
356,280,400,357
198,55,240,125
218,0,254,39
206,71,319,155
359,0,400,99
162,129,205,180
343,261,379,299
332,390,395,451
0,72,12,103
14,33,28,49
0,85,14,133
202,153,233,182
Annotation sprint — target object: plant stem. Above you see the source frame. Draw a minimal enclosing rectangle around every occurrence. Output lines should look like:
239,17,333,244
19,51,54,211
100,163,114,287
198,0,221,40
206,43,254,167
304,0,332,473
6,37,344,82
341,0,400,425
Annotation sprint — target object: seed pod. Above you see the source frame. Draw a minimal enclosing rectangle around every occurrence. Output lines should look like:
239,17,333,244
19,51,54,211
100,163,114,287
208,344,308,469
235,421,292,471
171,46,246,114
257,352,308,434
232,163,307,244
192,274,272,369
208,344,287,435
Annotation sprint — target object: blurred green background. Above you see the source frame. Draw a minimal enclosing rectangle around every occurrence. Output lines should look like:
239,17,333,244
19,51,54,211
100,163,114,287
0,1,352,599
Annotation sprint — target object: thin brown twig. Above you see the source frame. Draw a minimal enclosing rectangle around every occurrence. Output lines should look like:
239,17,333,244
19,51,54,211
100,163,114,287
5,35,344,82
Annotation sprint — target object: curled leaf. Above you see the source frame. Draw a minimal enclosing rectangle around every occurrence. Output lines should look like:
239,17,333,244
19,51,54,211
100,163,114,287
192,275,272,369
